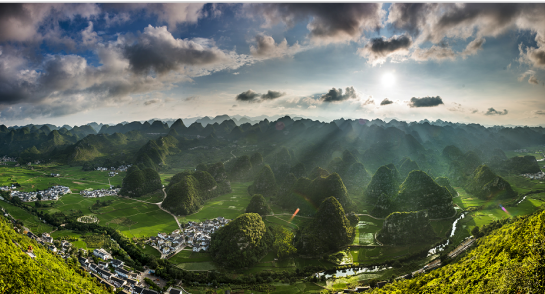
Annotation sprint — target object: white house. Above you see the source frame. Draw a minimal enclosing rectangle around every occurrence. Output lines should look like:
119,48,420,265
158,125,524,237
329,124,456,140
93,248,112,260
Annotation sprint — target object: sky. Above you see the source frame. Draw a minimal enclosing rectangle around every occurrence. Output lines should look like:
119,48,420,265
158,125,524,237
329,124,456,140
1,2,545,127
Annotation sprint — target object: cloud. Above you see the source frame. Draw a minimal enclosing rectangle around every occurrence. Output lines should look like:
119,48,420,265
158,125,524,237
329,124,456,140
320,86,358,102
358,35,412,65
388,4,545,64
274,96,321,109
250,35,301,59
184,96,199,101
236,89,286,102
0,3,101,43
380,98,394,106
144,99,160,106
361,96,375,106
261,90,286,100
412,45,456,61
236,90,260,102
485,108,508,115
122,25,230,75
103,3,206,29
232,72,239,75
245,3,383,44
409,96,444,108
412,38,485,62
462,37,486,57
519,70,540,85
534,110,545,115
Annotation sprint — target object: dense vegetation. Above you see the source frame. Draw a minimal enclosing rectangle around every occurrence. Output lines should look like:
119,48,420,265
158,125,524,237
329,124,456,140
119,166,162,197
371,209,545,293
209,213,274,268
376,211,438,245
162,170,224,215
0,217,111,293
247,165,278,199
245,194,272,216
465,164,517,200
295,197,356,256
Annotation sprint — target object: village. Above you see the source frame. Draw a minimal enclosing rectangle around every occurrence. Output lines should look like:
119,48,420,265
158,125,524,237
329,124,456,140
521,171,545,180
3,207,179,294
10,185,71,202
80,188,121,198
147,217,230,258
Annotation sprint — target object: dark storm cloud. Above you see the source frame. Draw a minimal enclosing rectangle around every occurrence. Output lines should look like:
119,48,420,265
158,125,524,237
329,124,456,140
261,90,286,100
380,98,394,106
485,108,508,115
367,35,412,54
320,87,357,102
245,3,383,43
236,89,286,102
236,90,260,102
409,96,444,108
123,25,227,75
359,35,412,64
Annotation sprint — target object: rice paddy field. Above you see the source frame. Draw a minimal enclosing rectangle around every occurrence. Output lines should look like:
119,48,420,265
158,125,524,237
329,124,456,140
0,164,123,193
0,201,54,235
178,182,253,223
184,281,325,294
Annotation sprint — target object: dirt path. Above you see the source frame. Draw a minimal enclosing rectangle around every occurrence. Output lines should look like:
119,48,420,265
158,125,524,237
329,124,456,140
356,213,386,220
118,190,181,232
271,215,299,229
158,188,183,232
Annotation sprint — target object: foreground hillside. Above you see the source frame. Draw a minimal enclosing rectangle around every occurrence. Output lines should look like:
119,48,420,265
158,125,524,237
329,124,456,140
0,218,111,294
371,209,545,293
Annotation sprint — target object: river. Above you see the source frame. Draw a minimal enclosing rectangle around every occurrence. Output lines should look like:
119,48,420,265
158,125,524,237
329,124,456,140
317,265,392,279
427,212,467,256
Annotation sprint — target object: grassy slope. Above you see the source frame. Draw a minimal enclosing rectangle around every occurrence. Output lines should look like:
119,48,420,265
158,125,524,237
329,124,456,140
370,209,545,293
0,217,111,294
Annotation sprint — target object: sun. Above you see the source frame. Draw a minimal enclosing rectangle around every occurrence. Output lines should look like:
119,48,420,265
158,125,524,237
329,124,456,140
381,72,396,87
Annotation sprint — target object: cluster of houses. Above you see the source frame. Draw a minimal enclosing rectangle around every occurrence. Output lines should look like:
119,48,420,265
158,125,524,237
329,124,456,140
147,217,230,256
80,249,150,294
1,155,16,162
0,156,16,165
95,165,132,172
25,231,73,259
10,185,71,202
80,188,120,198
521,171,545,180
0,185,16,192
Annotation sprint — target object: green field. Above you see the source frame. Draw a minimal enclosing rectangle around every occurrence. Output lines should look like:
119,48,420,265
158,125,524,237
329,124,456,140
178,182,253,223
138,190,165,204
0,201,54,234
141,244,162,258
0,164,124,193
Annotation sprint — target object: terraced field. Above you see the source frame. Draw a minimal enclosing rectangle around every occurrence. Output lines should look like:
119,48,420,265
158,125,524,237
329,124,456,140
178,182,253,223
0,201,54,234
0,164,123,193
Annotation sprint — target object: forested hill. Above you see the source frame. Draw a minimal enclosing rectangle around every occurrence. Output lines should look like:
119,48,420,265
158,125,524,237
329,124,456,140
0,218,111,293
2,116,544,178
370,209,545,293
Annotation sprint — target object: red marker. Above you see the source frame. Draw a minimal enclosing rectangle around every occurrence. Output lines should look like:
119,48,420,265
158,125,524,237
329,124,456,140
290,208,300,222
